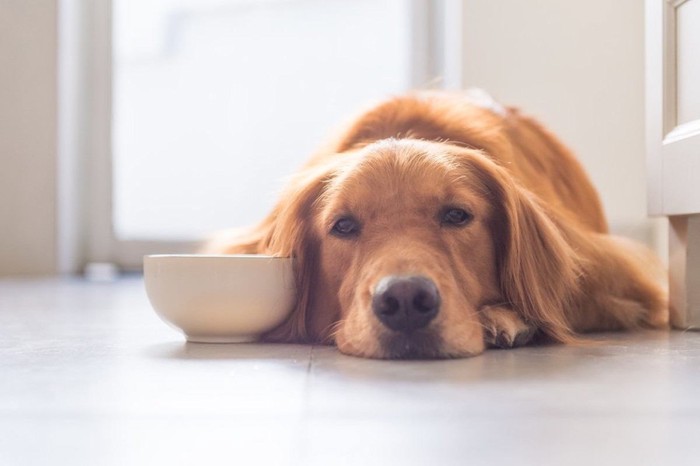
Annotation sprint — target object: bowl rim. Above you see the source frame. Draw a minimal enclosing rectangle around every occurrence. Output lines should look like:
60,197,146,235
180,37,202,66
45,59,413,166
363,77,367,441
144,254,292,260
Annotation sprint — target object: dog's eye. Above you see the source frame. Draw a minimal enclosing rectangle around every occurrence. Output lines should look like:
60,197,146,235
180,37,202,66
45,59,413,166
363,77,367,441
441,207,473,227
331,216,361,237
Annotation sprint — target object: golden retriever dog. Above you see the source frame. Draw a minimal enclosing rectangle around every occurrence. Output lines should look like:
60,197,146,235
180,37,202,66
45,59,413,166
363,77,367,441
205,90,668,359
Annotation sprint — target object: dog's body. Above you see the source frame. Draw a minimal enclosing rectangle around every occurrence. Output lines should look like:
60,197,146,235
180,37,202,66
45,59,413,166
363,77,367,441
206,91,668,359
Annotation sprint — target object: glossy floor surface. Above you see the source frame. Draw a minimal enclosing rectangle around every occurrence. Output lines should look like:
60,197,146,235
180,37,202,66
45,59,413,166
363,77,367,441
1,278,699,466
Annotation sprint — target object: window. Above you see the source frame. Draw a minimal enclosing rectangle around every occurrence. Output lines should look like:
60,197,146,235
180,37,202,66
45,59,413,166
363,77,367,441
81,0,462,269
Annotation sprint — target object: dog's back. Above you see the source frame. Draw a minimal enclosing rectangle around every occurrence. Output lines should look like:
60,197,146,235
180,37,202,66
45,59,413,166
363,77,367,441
308,90,607,233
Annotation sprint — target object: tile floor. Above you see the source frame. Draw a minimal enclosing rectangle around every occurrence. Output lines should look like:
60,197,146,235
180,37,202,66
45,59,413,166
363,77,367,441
1,277,699,466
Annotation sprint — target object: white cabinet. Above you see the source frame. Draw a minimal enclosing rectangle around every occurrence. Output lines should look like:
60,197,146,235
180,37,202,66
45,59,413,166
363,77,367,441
646,0,700,328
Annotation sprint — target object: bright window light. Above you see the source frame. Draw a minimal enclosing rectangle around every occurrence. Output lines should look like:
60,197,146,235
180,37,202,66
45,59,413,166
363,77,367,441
113,0,412,240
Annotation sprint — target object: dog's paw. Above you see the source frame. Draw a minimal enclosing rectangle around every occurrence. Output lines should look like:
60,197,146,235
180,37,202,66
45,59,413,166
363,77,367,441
480,306,537,349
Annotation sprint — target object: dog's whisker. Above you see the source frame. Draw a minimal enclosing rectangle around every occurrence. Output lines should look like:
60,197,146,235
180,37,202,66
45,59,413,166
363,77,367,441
325,319,346,340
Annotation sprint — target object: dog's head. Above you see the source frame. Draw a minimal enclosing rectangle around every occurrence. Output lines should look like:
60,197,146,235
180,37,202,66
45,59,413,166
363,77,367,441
263,139,579,358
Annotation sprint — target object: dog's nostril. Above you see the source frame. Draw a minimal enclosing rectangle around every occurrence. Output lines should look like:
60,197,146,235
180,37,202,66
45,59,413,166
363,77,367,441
413,291,435,314
372,275,441,332
380,296,400,316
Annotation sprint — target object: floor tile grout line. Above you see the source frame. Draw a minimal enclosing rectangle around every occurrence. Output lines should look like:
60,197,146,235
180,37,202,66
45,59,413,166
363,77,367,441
292,344,317,466
306,344,315,377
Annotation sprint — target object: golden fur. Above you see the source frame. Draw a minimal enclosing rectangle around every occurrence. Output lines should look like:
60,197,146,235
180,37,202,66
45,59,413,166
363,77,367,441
204,91,668,359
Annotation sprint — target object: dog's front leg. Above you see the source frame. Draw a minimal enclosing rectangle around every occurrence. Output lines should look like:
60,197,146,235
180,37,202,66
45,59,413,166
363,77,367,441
480,305,537,349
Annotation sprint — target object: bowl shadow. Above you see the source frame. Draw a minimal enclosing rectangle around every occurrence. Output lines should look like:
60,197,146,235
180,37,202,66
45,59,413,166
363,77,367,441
144,340,314,361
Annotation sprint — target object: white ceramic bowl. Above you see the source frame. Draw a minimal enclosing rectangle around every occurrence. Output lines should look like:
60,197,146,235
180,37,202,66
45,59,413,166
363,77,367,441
144,255,295,343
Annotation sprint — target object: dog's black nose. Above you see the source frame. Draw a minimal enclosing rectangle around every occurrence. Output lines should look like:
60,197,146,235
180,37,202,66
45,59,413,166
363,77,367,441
372,275,440,332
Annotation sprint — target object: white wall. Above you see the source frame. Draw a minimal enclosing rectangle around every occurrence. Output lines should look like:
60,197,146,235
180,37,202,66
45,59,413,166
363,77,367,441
461,0,665,252
0,0,59,276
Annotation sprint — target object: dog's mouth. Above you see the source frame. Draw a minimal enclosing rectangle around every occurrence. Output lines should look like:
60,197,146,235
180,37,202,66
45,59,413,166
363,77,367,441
378,330,445,359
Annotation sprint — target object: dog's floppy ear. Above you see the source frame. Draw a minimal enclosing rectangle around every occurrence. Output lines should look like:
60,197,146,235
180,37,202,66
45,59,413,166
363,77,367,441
470,155,581,342
257,162,336,343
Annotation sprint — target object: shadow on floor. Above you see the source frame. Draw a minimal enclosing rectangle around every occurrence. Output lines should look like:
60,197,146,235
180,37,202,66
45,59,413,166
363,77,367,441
144,340,313,361
140,335,650,385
